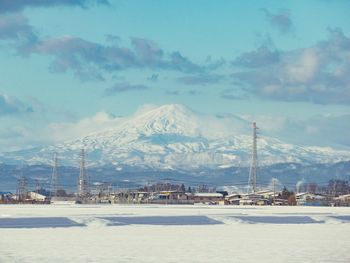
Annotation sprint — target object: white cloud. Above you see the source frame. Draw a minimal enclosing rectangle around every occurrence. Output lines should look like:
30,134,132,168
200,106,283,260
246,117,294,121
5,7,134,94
0,94,34,116
240,113,350,149
232,28,350,104
46,112,123,142
286,49,320,83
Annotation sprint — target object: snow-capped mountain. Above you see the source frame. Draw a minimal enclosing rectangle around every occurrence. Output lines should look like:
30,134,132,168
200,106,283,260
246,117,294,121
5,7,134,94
1,104,350,170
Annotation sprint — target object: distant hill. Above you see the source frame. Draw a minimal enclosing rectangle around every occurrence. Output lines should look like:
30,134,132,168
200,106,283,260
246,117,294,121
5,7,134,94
1,161,349,192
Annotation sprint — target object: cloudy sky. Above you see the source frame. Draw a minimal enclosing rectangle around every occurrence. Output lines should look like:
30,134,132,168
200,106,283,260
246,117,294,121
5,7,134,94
0,0,349,151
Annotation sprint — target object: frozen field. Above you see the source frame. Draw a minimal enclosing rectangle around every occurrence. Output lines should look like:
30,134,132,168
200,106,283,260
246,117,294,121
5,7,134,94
1,205,350,263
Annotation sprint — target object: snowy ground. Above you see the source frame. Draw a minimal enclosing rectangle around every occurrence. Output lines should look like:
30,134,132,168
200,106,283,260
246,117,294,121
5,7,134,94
1,205,350,263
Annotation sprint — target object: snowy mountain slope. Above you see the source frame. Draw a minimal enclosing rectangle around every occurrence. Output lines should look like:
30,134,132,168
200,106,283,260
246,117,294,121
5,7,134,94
1,104,350,170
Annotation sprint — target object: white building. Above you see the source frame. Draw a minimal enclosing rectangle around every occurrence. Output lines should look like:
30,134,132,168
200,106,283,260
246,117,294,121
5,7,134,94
28,191,47,202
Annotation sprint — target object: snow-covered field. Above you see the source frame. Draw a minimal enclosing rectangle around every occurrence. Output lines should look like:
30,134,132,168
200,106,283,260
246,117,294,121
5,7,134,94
1,205,350,263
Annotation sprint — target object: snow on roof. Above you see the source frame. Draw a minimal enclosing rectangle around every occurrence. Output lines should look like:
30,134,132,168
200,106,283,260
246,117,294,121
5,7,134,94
295,193,326,199
194,193,223,197
256,190,275,195
226,193,241,198
28,192,47,198
295,192,309,197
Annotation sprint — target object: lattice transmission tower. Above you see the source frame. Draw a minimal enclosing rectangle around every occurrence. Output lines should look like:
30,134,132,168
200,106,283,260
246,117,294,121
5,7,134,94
17,176,28,202
247,122,258,193
50,152,59,197
77,149,89,197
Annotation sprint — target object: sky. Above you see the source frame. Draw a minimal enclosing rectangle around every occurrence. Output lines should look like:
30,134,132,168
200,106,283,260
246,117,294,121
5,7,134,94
0,0,350,151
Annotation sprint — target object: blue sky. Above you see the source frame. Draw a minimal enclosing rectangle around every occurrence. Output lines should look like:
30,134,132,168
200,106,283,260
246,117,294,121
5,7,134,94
0,0,349,150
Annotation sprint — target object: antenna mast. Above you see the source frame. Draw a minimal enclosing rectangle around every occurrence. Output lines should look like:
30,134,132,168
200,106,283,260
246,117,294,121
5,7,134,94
248,122,258,193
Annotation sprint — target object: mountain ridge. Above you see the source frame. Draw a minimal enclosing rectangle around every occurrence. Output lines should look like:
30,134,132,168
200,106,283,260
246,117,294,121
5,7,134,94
1,104,349,170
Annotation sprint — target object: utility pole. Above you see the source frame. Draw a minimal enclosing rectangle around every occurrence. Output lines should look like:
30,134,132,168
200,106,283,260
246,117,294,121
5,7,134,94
248,122,258,194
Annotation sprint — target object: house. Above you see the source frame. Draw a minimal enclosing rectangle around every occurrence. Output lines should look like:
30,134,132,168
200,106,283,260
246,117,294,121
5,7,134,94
239,193,270,206
158,191,188,200
256,190,279,200
134,191,150,202
216,191,229,198
273,198,290,206
225,194,242,205
28,191,47,202
225,193,272,206
0,192,13,203
338,194,350,202
191,193,224,204
335,194,350,206
296,192,327,206
147,191,193,204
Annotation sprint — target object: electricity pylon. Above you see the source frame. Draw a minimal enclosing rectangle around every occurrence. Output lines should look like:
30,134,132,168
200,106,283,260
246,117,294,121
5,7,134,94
248,122,258,194
50,152,59,197
77,149,89,197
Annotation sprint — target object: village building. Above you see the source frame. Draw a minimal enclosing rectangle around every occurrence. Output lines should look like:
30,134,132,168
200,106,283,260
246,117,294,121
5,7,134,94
335,194,350,206
296,192,328,206
191,193,224,204
28,191,47,202
0,192,13,203
225,193,242,205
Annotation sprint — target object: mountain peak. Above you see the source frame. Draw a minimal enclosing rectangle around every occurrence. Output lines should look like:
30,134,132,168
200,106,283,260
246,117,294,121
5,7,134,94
157,103,189,110
140,104,194,117
129,104,200,136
